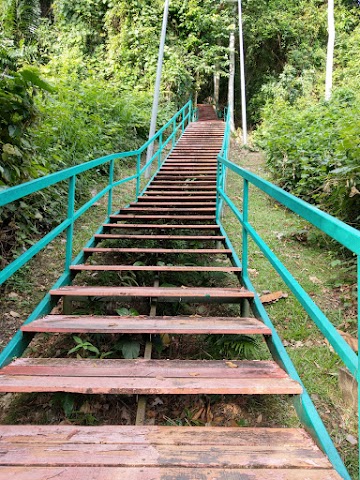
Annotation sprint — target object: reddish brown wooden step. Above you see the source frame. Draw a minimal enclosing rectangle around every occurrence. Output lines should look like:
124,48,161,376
94,234,223,240
102,223,220,230
109,215,215,221
0,425,341,479
119,207,216,213
70,265,239,273
130,201,216,206
50,285,253,302
140,196,216,201
83,247,230,254
0,359,301,395
21,315,269,335
148,185,216,190
144,189,216,193
0,467,341,479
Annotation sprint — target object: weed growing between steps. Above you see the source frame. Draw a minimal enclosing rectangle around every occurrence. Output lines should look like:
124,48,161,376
225,141,358,478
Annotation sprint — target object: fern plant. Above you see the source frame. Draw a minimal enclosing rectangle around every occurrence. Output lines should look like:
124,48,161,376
207,334,260,360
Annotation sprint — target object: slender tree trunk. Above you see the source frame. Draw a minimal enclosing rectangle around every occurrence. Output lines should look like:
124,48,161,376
228,30,235,132
214,72,220,106
325,0,335,101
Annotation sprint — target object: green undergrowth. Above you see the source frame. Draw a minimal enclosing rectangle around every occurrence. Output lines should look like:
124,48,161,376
225,141,358,478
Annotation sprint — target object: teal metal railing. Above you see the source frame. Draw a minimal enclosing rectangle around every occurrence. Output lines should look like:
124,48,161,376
0,99,193,366
216,108,359,479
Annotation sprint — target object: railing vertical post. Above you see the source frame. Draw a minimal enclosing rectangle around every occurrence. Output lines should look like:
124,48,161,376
158,133,163,168
242,178,249,278
65,175,76,270
136,153,141,200
172,118,176,149
216,158,222,222
107,159,115,217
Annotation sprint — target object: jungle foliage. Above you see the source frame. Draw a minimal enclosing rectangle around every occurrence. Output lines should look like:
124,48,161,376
253,1,360,228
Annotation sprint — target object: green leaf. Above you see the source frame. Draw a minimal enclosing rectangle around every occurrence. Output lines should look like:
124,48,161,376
121,340,140,359
19,68,55,92
116,307,130,316
62,394,75,418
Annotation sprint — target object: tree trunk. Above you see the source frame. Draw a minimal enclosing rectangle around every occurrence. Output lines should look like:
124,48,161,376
228,30,235,132
325,0,335,101
214,72,220,106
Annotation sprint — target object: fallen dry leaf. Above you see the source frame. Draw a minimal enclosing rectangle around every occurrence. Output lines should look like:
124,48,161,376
9,311,20,318
189,372,200,377
260,291,288,304
225,361,238,369
337,329,358,352
192,407,205,421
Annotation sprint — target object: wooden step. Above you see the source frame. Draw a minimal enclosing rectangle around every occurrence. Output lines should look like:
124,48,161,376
0,425,340,479
119,207,216,213
70,265,239,273
130,201,216,206
148,185,216,190
22,315,269,334
150,181,216,185
0,359,301,395
83,247,230,255
94,233,225,242
94,234,223,240
102,224,220,230
145,188,216,194
109,215,215,220
139,196,216,201
50,285,253,302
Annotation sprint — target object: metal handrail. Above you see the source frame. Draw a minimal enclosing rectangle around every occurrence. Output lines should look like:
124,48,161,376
216,137,359,479
0,100,193,286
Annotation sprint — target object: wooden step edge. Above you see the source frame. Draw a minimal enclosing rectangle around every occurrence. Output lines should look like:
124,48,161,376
83,247,231,254
0,359,302,395
21,315,270,335
94,234,224,240
70,265,240,273
102,224,220,229
109,215,216,220
50,286,255,300
119,208,216,212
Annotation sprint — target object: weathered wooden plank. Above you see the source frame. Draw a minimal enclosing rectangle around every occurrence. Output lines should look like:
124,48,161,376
102,224,220,229
21,315,270,335
0,426,318,447
50,285,252,299
70,265,238,273
139,196,217,201
0,440,328,468
94,234,224,240
0,359,302,394
0,376,303,394
147,185,216,189
119,207,216,212
2,359,284,378
83,247,230,254
84,246,228,253
0,467,342,479
108,215,215,220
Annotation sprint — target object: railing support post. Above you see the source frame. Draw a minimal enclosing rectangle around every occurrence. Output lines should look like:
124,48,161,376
107,159,115,216
136,153,141,200
65,175,76,270
242,178,249,279
158,133,163,168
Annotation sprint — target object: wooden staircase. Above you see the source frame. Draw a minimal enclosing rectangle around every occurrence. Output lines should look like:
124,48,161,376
0,105,343,479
